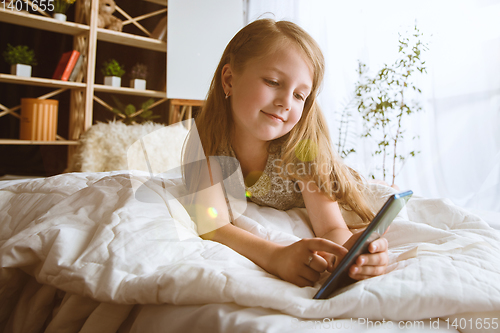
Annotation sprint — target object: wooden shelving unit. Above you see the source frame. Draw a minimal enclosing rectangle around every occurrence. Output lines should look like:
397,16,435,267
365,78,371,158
0,0,169,149
0,7,91,147
93,84,166,98
0,8,89,35
97,28,166,52
0,0,242,175
0,73,86,89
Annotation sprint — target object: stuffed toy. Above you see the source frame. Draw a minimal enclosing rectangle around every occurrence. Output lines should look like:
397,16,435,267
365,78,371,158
97,0,123,32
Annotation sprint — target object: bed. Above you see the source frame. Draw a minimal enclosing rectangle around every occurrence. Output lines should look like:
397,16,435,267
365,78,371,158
1,123,499,333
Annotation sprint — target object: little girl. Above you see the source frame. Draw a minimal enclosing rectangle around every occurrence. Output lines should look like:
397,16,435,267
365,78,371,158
183,19,388,288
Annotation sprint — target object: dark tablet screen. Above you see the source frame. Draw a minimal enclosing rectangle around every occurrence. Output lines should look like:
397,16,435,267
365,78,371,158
313,190,413,299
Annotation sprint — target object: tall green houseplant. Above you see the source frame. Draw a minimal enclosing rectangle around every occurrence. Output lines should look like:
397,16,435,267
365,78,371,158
356,25,428,185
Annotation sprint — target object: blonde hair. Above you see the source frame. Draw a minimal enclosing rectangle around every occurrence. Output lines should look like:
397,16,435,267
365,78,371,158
185,19,374,226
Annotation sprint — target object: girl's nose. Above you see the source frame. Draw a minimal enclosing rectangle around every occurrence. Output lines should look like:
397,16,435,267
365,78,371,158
274,90,293,111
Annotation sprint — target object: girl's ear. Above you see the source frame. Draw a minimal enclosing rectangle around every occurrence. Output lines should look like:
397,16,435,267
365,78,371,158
221,64,233,95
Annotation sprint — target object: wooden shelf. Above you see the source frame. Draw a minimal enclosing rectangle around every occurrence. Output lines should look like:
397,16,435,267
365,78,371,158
0,139,79,145
0,8,89,35
97,28,166,52
94,84,166,98
144,0,167,5
0,74,86,89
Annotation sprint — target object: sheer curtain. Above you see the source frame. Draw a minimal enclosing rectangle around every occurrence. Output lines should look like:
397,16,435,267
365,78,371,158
247,0,500,213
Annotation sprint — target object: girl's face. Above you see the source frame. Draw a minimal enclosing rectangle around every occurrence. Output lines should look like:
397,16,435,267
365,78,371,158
222,44,313,146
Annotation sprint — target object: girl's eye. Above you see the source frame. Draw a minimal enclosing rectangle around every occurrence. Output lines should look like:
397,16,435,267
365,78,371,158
264,79,279,86
294,93,305,101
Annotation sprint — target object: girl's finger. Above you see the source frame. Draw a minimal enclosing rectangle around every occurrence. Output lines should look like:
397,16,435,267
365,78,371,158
331,255,339,270
314,251,336,271
349,264,387,279
357,253,389,266
305,253,329,272
369,237,388,253
305,238,348,257
300,267,321,284
315,250,329,259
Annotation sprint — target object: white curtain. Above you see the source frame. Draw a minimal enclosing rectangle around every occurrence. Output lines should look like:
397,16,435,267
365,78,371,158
247,0,500,213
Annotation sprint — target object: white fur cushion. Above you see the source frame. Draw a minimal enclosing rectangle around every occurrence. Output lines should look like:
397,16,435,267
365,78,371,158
67,121,189,173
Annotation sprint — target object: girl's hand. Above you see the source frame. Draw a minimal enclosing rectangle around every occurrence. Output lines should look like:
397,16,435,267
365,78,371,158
268,238,348,287
344,232,389,280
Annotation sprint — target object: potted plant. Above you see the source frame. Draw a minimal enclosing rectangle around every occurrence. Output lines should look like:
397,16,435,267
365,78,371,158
130,63,148,90
53,0,77,22
2,44,38,78
355,25,428,186
101,59,125,87
111,97,159,125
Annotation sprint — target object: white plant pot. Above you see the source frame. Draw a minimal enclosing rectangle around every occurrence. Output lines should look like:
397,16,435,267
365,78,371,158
53,13,67,22
104,76,121,87
130,79,146,90
11,64,32,77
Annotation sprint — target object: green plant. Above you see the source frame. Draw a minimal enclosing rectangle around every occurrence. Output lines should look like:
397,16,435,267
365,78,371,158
2,44,38,66
336,64,371,159
110,97,159,125
101,59,125,77
336,93,358,159
53,0,76,14
356,25,428,185
130,63,148,80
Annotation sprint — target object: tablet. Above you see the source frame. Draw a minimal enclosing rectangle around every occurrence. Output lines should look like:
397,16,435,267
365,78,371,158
313,190,413,299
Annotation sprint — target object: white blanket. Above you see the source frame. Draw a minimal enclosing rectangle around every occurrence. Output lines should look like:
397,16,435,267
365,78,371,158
1,171,500,329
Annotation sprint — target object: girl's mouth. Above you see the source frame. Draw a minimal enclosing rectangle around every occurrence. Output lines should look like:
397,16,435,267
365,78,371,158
261,111,284,122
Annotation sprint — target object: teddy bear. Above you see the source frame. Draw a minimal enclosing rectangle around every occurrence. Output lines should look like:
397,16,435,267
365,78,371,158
97,0,123,32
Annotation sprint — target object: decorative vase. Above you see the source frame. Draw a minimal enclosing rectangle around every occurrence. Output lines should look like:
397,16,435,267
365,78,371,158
20,98,59,141
10,64,32,77
104,76,121,87
53,13,67,22
130,79,146,90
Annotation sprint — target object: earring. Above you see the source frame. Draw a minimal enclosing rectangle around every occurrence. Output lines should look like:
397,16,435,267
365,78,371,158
225,92,230,99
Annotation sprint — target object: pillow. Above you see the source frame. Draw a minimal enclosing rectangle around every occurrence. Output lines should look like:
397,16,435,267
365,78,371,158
67,121,189,173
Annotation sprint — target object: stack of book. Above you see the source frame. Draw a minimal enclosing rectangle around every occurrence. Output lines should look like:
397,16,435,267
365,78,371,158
52,50,83,82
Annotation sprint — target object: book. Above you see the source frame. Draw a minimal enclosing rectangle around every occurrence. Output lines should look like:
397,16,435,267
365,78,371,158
52,50,80,81
68,54,84,82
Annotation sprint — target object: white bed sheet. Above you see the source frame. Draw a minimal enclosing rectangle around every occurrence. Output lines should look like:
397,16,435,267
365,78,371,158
1,172,500,333
120,303,462,333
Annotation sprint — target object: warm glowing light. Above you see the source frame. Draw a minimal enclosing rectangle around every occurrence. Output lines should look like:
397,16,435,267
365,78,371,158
207,207,218,218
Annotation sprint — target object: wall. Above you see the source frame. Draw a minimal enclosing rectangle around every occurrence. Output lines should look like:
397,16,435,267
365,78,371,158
167,0,244,100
